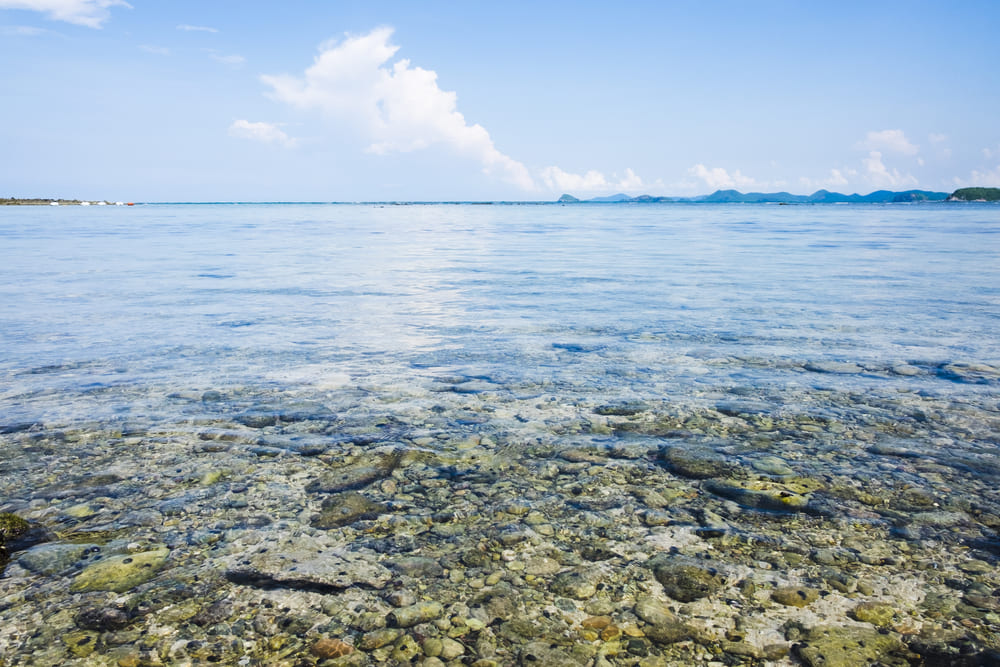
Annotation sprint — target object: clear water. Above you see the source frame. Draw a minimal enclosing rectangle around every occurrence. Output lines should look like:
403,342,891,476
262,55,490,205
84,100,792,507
2,202,1000,664
1,203,998,426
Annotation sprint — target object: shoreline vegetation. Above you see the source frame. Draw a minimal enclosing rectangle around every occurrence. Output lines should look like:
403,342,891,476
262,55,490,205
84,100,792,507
3,187,998,206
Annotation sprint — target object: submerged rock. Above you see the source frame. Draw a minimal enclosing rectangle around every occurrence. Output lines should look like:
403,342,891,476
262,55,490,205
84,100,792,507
75,604,132,632
519,640,586,666
0,512,31,572
306,450,404,494
226,547,392,592
771,585,819,607
660,448,738,480
387,601,444,628
0,512,29,543
18,542,99,575
312,491,386,528
634,596,692,644
648,559,724,602
550,569,600,600
311,637,354,659
939,362,1000,384
850,601,898,627
70,548,170,593
794,625,904,667
804,361,864,374
703,478,817,512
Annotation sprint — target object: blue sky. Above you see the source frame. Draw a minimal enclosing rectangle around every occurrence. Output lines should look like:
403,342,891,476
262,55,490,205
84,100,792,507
2,1,999,201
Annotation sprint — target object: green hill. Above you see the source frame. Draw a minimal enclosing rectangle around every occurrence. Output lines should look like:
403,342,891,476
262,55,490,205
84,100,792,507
948,187,1000,202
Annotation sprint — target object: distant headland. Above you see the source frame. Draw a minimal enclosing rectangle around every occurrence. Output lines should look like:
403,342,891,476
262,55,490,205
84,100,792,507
558,187,1000,204
1,198,132,206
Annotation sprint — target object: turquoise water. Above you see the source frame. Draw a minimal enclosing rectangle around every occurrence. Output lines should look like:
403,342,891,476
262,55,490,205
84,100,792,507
1,203,999,665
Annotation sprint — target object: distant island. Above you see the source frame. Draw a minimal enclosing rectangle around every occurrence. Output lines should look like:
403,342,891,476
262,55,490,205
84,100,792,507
559,187,1000,204
948,187,1000,202
558,188,964,204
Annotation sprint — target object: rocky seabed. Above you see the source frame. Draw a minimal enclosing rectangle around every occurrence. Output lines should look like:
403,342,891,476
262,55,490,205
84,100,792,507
1,361,1000,666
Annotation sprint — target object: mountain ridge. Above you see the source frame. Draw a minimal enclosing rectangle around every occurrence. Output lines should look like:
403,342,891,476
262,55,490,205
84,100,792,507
558,189,952,204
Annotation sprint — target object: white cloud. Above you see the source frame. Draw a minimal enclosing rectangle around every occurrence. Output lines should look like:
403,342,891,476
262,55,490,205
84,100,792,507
211,53,245,67
617,167,644,191
800,170,850,191
0,0,129,28
0,23,48,34
541,167,608,191
859,129,919,156
928,133,948,144
539,166,646,193
826,169,849,187
863,151,917,188
229,120,297,147
954,165,1000,188
260,27,534,190
177,23,217,33
688,164,759,191
139,44,169,56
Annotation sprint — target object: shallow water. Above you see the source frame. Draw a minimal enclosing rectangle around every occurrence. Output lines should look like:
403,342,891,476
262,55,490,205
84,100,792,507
1,203,999,665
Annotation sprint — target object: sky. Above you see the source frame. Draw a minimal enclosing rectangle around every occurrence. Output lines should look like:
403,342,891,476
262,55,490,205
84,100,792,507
2,0,999,202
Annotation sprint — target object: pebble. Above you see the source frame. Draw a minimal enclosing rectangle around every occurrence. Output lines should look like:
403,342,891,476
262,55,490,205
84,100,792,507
387,601,444,628
311,637,354,658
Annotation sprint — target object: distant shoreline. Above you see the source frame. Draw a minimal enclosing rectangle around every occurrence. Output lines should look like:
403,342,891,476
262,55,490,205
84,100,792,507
1,198,129,206
3,185,998,206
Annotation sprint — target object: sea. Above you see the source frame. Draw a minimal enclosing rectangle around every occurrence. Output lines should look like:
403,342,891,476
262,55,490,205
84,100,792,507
0,202,998,665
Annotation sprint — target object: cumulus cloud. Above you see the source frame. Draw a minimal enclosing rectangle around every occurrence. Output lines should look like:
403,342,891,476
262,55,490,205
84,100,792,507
260,27,534,190
540,166,645,192
177,23,217,33
229,120,296,147
859,129,919,156
0,0,130,28
863,151,917,188
688,164,759,190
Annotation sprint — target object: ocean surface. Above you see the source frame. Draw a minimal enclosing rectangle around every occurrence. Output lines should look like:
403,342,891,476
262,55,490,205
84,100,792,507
1,202,999,665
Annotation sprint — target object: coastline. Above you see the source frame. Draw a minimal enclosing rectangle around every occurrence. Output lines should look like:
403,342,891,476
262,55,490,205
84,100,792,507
0,198,127,206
